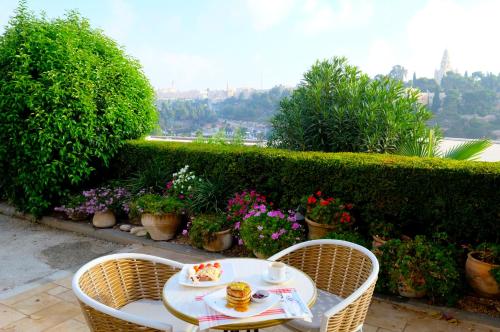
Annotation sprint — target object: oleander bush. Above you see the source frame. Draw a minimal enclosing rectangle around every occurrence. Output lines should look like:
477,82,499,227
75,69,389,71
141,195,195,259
111,140,500,244
0,3,157,215
269,57,432,153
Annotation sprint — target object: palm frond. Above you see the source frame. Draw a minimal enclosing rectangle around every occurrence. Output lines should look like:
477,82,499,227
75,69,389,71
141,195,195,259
442,139,492,161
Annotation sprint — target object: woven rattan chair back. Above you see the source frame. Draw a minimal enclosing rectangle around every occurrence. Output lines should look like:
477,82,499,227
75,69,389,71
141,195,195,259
75,256,181,332
270,240,378,332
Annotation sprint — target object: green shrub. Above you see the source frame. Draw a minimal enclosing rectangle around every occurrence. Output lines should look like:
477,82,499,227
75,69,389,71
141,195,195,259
269,57,432,153
377,234,462,305
112,140,500,244
324,231,368,247
0,3,157,215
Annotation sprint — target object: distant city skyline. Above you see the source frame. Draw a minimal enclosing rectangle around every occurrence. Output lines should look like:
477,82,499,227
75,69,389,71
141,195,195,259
1,0,499,90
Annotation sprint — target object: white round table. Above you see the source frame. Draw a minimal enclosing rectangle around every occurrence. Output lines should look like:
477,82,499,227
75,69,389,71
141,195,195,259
162,258,317,331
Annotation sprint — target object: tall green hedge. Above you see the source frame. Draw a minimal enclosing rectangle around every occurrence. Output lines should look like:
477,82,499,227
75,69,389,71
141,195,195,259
112,140,500,244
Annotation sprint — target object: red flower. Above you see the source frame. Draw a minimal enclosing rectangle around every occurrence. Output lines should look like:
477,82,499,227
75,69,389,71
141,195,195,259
340,212,351,223
327,197,335,202
316,191,322,197
307,196,317,205
320,199,330,206
345,203,354,210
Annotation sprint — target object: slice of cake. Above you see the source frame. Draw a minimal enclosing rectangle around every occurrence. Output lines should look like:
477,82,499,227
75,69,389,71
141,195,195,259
226,281,251,312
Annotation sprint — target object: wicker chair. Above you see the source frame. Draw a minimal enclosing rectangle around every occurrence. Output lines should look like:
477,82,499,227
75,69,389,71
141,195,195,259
268,239,379,332
72,253,198,332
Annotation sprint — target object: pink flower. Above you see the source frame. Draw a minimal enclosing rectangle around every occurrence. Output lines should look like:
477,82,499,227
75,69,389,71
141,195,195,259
182,229,188,236
271,233,279,240
292,223,301,230
238,239,244,245
234,222,241,230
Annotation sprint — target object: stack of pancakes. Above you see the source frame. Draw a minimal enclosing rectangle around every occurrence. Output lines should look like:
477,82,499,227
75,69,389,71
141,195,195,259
226,282,251,312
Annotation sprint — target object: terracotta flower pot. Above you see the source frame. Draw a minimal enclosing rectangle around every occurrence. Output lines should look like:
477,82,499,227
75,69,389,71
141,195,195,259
92,210,116,228
305,217,337,240
398,275,426,298
141,213,181,241
202,229,233,252
466,252,500,298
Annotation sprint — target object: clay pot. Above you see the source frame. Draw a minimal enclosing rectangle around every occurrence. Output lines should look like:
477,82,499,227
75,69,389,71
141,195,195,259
466,252,500,298
141,213,181,241
203,229,233,252
305,217,337,240
92,210,116,228
372,235,387,249
398,275,426,298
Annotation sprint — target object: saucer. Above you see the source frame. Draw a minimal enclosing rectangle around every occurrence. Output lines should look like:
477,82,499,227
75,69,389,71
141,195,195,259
262,269,293,284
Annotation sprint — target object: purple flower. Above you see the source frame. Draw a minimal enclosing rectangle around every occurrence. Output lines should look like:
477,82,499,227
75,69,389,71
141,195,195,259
182,229,188,236
292,223,301,230
234,221,241,230
271,233,279,240
238,238,244,245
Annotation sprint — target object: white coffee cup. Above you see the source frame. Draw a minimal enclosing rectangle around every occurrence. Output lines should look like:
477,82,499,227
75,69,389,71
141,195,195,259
268,262,286,281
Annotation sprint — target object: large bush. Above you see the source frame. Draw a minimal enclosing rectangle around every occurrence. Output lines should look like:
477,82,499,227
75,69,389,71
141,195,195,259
111,140,500,244
0,4,157,215
269,57,432,153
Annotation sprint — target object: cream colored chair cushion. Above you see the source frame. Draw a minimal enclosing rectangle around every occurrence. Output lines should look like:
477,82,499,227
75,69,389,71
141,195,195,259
121,299,198,332
284,289,343,332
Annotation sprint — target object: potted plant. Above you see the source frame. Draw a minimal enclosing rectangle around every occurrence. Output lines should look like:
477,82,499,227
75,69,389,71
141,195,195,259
54,193,89,221
188,214,233,252
466,243,500,298
380,234,461,304
81,187,130,228
135,194,184,240
303,191,354,240
226,190,268,246
368,220,397,249
240,205,305,259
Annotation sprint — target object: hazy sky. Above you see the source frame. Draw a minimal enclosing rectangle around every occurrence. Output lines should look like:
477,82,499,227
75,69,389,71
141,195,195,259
0,0,499,90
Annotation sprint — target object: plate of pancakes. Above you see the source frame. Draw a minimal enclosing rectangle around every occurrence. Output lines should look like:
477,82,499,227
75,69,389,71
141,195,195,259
203,282,280,318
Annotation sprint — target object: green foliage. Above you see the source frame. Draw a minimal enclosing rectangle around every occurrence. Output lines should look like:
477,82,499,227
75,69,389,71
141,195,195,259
395,129,492,161
134,194,185,215
0,4,157,215
112,140,500,244
303,192,354,226
189,179,227,214
324,231,368,247
269,57,432,153
188,214,232,249
377,235,462,305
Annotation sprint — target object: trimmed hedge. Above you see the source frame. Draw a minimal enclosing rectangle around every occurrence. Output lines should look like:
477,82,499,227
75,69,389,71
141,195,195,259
110,140,500,244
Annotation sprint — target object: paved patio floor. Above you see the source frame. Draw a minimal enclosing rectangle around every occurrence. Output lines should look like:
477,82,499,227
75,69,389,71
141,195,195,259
1,244,498,332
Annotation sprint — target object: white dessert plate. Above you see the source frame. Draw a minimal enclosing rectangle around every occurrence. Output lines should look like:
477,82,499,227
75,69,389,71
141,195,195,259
179,262,235,288
262,269,293,284
203,287,280,318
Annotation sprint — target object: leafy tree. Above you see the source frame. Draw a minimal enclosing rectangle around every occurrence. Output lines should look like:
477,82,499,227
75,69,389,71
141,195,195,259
431,87,441,112
0,3,157,215
269,57,432,153
442,89,461,114
388,65,408,81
